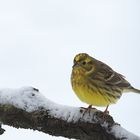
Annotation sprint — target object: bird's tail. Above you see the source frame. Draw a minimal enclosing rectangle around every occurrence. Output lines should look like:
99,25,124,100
130,87,140,94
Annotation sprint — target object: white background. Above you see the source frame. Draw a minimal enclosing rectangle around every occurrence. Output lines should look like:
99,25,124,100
0,0,140,139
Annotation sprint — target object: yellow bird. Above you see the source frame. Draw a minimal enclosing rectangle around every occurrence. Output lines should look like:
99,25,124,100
71,53,140,112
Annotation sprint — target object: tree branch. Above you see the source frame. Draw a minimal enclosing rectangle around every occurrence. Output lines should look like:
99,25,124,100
0,87,139,140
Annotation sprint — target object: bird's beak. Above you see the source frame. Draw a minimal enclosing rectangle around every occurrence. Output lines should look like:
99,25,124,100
72,62,79,68
72,63,76,68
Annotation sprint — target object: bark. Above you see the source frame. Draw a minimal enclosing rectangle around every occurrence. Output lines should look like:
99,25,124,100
0,87,139,140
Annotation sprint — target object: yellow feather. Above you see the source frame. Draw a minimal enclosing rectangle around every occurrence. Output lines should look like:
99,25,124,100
71,63,118,107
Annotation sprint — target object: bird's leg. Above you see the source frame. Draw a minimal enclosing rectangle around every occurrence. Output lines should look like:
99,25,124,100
102,105,109,119
104,105,109,114
86,105,93,113
88,105,92,109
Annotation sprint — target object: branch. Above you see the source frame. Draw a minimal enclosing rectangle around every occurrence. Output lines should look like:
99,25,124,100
0,87,139,140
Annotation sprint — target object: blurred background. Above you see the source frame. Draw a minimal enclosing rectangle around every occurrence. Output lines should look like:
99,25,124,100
0,0,140,139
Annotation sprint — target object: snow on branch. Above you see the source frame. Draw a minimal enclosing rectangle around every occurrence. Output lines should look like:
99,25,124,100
0,87,139,140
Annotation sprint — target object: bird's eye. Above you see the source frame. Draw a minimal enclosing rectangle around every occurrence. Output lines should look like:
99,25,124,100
82,61,86,65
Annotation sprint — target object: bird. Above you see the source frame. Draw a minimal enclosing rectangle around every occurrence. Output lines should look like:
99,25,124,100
71,53,140,113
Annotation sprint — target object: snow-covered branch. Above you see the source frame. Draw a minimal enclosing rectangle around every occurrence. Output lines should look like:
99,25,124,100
0,87,139,140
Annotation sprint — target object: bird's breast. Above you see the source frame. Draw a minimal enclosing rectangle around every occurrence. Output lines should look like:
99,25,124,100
71,68,119,106
71,68,87,86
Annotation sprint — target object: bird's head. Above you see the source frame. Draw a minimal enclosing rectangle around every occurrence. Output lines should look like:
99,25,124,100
73,53,95,71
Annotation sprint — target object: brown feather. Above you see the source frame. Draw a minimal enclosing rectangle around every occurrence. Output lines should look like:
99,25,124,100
90,57,131,89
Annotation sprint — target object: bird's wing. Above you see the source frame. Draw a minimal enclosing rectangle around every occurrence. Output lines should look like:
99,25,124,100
93,60,131,88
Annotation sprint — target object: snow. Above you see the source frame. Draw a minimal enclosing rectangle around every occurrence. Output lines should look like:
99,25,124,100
0,87,48,112
0,87,100,123
0,87,140,140
110,125,140,140
0,87,82,122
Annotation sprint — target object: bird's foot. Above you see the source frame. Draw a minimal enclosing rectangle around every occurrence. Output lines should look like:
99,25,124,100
80,105,97,117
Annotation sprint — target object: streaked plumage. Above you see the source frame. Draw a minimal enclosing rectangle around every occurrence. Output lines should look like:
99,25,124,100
71,53,140,108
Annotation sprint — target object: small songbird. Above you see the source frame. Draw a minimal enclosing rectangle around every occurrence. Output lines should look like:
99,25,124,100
71,53,140,113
